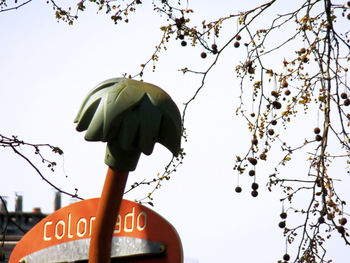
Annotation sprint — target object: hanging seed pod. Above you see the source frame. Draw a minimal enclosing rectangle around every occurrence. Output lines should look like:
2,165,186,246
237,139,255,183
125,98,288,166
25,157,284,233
283,254,290,261
235,186,242,193
249,170,255,177
284,89,291,96
278,221,286,228
272,101,282,109
251,182,259,190
251,190,258,197
315,135,322,141
341,92,348,99
282,80,288,88
271,90,280,98
339,218,347,225
248,157,257,165
251,137,258,145
259,153,267,160
280,212,287,219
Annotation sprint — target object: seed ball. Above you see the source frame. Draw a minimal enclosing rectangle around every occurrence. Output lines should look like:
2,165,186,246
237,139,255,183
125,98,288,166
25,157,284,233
300,47,306,54
314,127,321,134
272,101,282,109
318,216,325,224
178,34,185,40
181,40,187,46
348,1,350,7
280,212,287,219
315,135,322,141
344,99,350,106
259,153,267,160
234,41,240,48
201,52,207,59
283,253,290,261
271,90,280,98
250,113,255,117
337,226,345,234
251,190,258,197
284,89,291,96
271,120,277,125
279,221,286,228
211,44,218,54
348,13,350,20
252,138,258,145
235,186,242,193
251,182,259,190
249,170,255,177
248,67,255,74
248,157,257,165
341,92,348,99
339,217,347,225
282,80,288,88
236,34,242,41
301,56,309,63
268,129,275,136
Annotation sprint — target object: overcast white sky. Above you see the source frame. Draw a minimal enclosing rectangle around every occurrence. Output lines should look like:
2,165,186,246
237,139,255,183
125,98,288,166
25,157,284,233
1,0,349,262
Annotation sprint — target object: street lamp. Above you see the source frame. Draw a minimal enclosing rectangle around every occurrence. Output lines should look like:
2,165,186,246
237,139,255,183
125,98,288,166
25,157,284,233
74,78,182,263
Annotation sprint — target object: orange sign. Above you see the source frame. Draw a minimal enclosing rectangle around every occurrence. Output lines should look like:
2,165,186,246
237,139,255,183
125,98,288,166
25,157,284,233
9,199,183,263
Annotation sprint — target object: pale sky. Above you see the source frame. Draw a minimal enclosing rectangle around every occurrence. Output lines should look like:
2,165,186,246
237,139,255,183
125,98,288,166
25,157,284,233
1,0,349,262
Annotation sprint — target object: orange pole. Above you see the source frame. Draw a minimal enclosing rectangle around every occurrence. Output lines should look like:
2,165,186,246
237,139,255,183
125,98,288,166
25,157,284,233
88,167,129,263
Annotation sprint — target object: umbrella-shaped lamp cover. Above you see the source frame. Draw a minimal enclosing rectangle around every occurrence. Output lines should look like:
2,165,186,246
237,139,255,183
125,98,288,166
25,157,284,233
74,78,182,171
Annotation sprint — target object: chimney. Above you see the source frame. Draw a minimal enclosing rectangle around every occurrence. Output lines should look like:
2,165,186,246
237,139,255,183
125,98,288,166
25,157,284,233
54,191,61,211
15,194,23,212
0,196,8,213
32,207,41,213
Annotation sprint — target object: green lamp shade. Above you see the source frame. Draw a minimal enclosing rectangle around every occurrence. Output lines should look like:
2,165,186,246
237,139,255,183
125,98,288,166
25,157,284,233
74,78,182,171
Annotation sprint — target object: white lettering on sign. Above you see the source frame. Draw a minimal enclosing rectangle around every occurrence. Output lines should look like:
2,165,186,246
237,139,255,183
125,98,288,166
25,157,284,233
89,216,96,237
42,207,147,241
67,213,73,239
77,218,87,237
55,220,65,240
43,221,52,241
114,215,121,234
124,207,135,232
137,211,147,231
